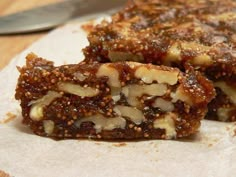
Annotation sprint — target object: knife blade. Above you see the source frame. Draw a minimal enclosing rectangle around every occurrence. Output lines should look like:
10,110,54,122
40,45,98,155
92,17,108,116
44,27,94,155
0,0,127,34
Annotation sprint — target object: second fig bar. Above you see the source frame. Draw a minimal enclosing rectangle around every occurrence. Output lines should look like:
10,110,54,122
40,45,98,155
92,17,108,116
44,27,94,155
83,0,236,121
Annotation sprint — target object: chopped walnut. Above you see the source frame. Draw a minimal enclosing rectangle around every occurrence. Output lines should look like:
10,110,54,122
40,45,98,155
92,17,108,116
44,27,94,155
114,105,145,125
153,112,177,139
135,66,179,85
29,91,62,121
122,84,168,107
43,120,55,135
152,98,175,112
96,64,121,87
58,82,99,97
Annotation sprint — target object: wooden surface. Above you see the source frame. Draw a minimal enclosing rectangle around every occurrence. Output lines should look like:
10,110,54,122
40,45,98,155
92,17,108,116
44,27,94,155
0,0,62,70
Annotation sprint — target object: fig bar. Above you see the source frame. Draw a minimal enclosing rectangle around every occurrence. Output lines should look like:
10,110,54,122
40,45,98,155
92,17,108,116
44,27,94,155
83,0,236,121
15,54,215,139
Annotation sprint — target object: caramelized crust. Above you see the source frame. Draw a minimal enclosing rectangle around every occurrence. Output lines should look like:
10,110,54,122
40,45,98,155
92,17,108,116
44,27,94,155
15,54,215,139
84,0,236,121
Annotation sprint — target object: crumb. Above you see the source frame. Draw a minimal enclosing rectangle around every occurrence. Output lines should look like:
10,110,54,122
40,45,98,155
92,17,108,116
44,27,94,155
199,135,219,146
113,142,127,147
208,143,213,147
1,112,16,124
81,21,95,34
95,142,101,145
226,126,231,131
0,170,10,177
213,138,219,143
233,129,236,137
230,123,236,137
95,153,101,158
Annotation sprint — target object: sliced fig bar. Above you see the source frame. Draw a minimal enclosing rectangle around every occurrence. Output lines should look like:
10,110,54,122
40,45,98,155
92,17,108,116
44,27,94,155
15,54,215,139
83,0,236,121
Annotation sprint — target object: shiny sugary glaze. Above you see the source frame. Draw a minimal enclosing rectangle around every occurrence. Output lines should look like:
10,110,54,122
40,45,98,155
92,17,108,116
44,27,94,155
15,54,215,139
84,0,236,121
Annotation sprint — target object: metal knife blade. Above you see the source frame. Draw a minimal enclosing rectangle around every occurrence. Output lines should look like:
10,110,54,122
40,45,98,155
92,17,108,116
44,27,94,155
0,0,126,34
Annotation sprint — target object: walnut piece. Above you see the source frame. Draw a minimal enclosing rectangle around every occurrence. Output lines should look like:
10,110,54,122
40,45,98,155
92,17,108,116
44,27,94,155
164,43,181,64
29,91,62,121
214,81,236,105
217,107,234,122
181,41,211,52
165,42,213,66
192,54,213,66
152,98,175,112
153,112,177,139
43,120,55,135
58,82,99,97
207,12,236,21
111,87,121,102
135,66,179,85
171,85,193,105
114,105,145,125
122,84,168,107
96,64,121,87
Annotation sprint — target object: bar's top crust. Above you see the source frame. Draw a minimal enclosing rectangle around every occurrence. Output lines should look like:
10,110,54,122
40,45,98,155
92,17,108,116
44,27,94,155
85,0,236,79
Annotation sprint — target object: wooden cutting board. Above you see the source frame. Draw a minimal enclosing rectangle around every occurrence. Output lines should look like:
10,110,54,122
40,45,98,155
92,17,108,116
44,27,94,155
0,0,61,69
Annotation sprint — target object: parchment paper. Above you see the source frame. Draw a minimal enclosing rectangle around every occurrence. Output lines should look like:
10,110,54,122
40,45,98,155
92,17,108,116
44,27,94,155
0,16,236,177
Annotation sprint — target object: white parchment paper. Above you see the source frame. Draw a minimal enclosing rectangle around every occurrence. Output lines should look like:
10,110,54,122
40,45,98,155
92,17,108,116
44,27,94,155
0,18,236,177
